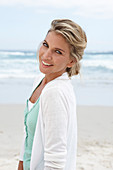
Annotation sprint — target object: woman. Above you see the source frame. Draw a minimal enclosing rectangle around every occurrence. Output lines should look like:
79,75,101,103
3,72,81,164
18,19,87,170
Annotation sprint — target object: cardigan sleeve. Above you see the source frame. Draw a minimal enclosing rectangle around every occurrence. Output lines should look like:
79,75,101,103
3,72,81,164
41,87,68,170
19,126,26,161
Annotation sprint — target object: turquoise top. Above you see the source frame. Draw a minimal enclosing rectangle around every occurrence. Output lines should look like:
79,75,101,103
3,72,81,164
23,85,40,170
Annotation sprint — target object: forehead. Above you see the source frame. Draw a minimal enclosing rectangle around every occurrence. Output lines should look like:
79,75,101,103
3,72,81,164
45,31,70,51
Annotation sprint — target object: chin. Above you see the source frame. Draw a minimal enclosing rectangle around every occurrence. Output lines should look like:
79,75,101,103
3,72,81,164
39,67,47,75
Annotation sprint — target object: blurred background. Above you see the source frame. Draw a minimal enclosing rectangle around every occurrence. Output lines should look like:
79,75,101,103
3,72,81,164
0,1,113,169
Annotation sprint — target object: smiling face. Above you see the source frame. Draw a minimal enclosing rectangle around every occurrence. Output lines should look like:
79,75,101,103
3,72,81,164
39,31,74,82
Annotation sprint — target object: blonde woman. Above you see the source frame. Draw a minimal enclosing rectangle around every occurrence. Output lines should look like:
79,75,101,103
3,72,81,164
18,19,87,170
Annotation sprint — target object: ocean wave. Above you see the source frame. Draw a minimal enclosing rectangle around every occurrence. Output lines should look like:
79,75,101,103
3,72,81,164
85,51,113,55
82,60,113,70
0,74,36,79
1,58,37,64
0,50,113,86
83,55,113,61
0,51,35,57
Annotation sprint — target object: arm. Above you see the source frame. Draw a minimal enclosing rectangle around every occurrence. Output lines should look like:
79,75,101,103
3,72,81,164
18,161,23,170
41,88,68,170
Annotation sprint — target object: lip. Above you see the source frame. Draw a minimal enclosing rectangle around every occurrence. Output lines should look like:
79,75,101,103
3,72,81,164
41,60,53,68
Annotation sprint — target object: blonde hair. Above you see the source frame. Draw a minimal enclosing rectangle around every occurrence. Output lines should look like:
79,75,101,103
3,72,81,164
47,19,87,77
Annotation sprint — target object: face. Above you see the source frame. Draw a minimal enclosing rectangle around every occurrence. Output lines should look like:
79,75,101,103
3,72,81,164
39,31,74,82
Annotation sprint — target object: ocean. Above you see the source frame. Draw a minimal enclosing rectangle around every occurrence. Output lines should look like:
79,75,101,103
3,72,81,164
0,50,113,105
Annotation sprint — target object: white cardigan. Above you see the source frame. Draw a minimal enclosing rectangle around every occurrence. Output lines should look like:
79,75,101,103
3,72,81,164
20,72,77,170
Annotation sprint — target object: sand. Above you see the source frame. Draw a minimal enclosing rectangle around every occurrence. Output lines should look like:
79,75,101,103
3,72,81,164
0,104,113,170
76,106,113,170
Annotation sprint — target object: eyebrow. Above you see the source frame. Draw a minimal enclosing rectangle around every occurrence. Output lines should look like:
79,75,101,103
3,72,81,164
44,40,65,53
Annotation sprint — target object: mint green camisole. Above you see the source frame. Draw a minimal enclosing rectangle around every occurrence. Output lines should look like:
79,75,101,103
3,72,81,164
23,83,41,170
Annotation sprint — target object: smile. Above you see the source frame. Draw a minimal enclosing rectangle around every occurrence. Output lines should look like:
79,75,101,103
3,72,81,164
42,61,53,66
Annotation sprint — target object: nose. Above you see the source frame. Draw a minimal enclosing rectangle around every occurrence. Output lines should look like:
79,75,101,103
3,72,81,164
42,49,52,60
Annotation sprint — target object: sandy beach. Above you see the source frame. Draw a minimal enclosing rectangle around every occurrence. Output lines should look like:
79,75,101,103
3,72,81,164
0,104,113,170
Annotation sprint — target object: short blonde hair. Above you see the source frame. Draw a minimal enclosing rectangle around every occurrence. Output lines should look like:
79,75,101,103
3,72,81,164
48,19,87,77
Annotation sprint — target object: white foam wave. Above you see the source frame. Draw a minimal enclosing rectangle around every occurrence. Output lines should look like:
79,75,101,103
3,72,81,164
0,74,36,79
0,68,39,79
82,60,113,70
1,59,37,64
0,51,35,56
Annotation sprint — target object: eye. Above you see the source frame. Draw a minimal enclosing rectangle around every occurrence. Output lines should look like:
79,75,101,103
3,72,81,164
56,50,62,55
43,42,48,47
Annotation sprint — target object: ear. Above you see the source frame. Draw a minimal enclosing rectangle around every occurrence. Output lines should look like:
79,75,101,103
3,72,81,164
67,58,76,68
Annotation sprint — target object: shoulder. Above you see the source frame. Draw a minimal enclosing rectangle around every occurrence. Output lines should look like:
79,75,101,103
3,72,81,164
40,81,69,115
43,79,69,92
41,78,74,102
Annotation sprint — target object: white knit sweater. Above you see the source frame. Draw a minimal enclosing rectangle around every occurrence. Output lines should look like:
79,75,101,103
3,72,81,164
20,72,77,170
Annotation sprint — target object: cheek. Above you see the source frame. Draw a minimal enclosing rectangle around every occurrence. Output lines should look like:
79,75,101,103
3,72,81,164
55,56,69,66
39,47,46,63
39,45,48,54
53,57,62,64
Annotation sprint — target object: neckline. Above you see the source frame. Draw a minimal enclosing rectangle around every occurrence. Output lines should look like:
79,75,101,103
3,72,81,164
26,77,44,113
29,78,44,103
27,97,40,113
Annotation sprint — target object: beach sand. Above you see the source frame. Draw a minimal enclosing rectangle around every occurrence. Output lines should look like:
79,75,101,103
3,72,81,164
0,104,113,170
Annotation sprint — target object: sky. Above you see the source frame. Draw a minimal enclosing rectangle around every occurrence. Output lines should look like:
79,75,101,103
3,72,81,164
0,0,113,52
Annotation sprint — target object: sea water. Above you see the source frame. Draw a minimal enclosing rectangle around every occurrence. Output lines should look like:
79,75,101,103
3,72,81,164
0,50,113,105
